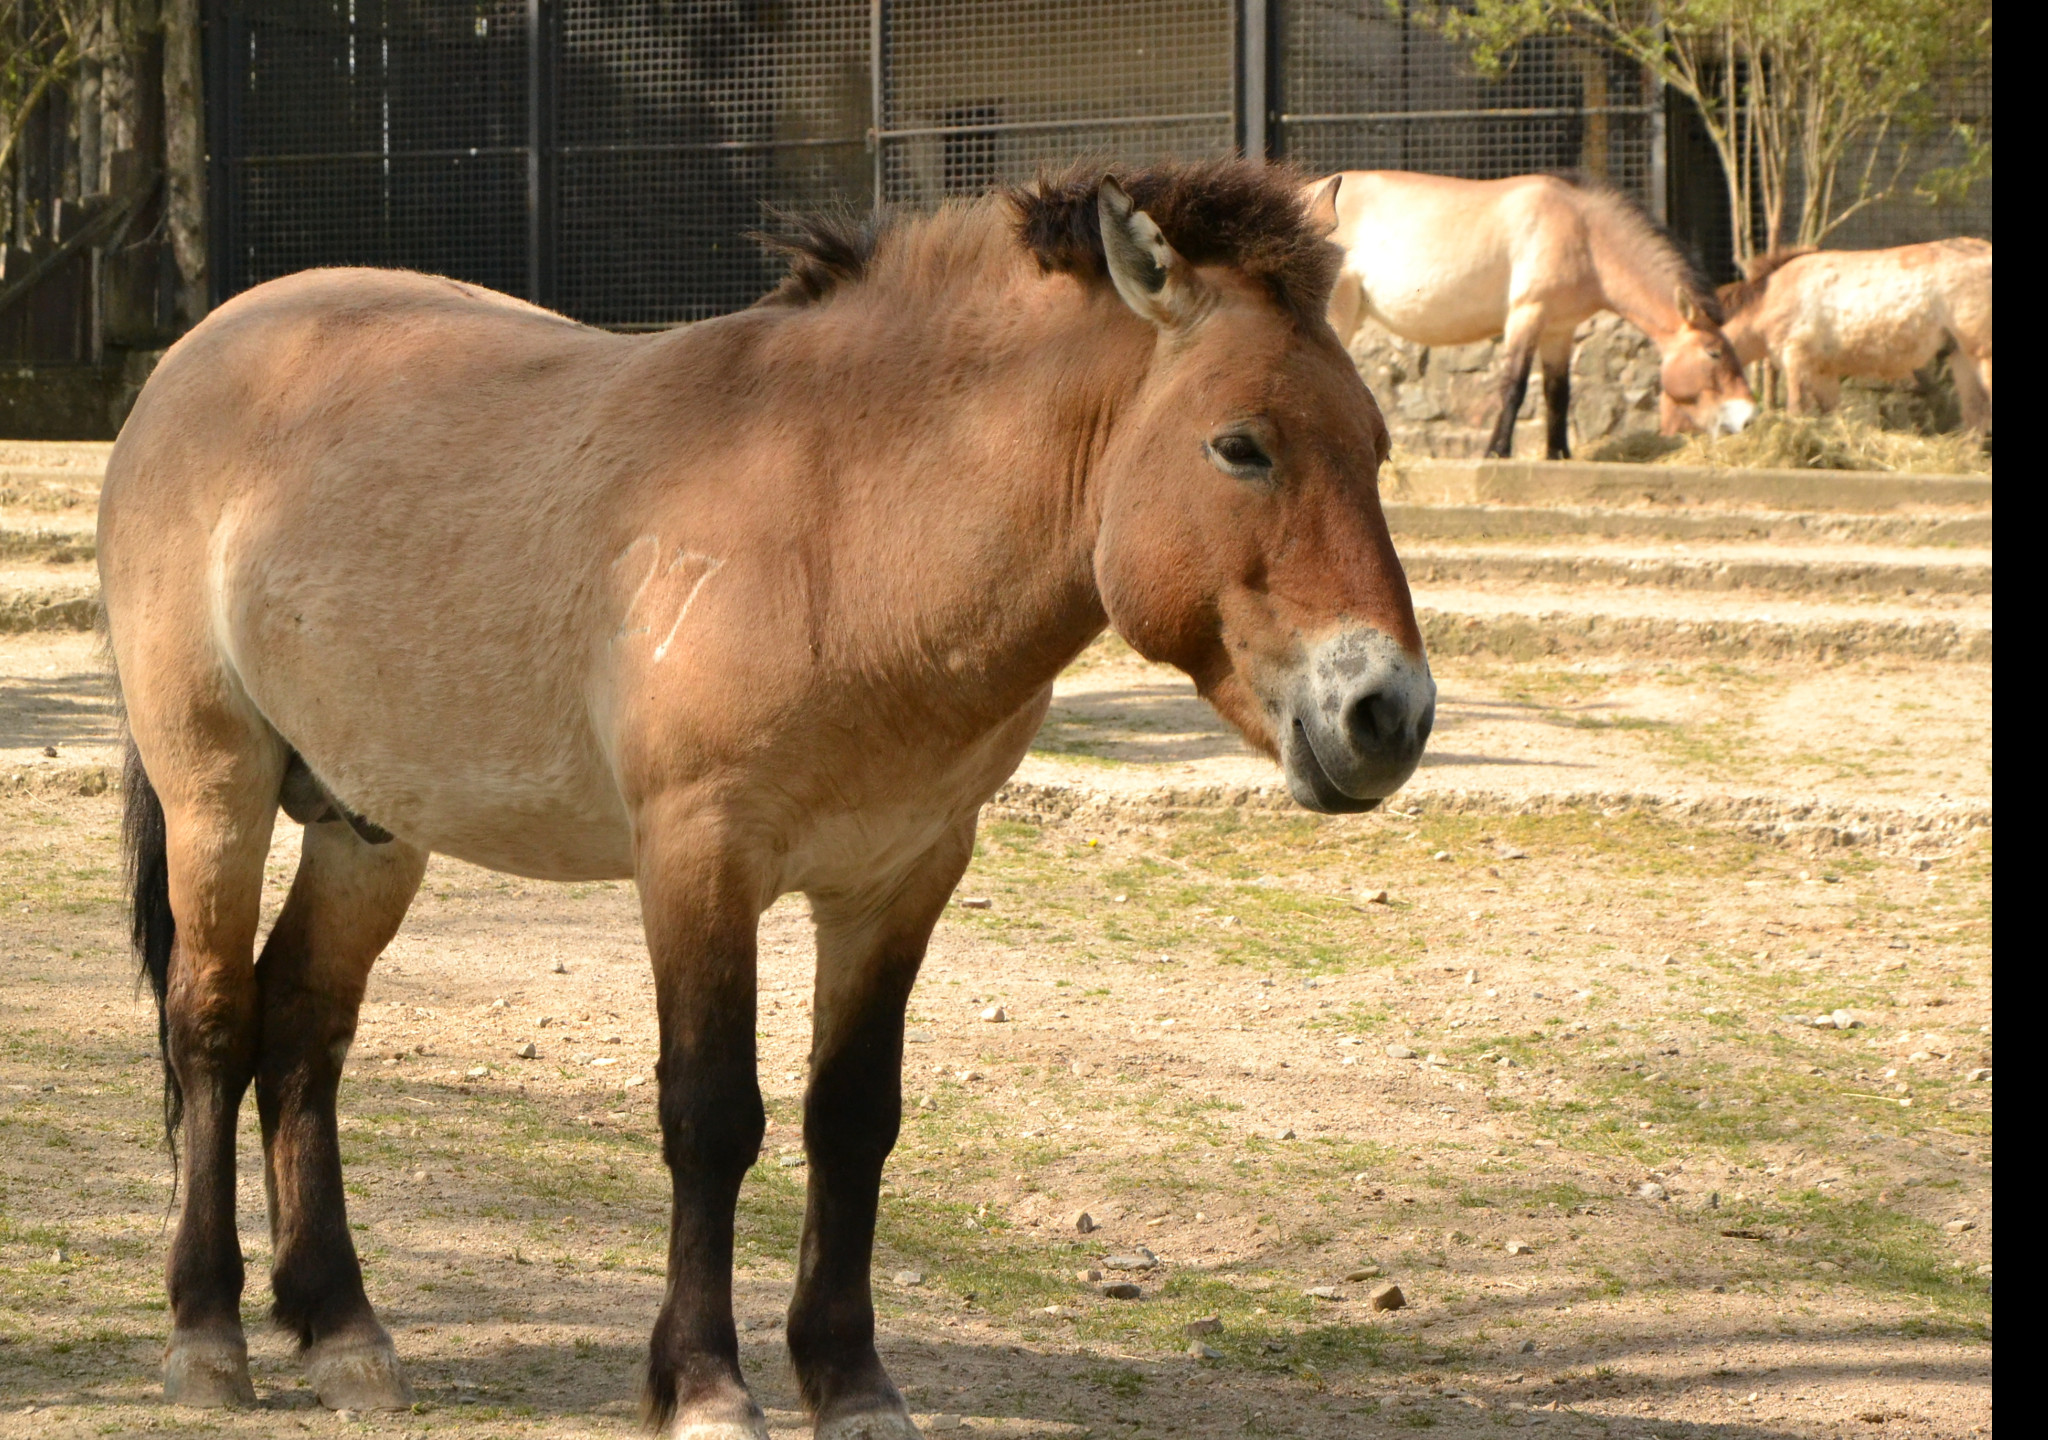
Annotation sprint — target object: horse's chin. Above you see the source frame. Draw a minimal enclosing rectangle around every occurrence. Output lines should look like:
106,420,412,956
1281,720,1386,815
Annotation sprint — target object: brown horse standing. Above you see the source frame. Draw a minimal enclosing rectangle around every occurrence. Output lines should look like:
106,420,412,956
98,161,1433,1439
1319,170,1756,457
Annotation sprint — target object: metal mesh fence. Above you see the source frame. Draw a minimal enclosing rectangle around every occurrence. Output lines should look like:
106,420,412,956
1275,0,1657,204
553,1,871,325
874,0,1236,208
208,1,1674,325
212,0,532,300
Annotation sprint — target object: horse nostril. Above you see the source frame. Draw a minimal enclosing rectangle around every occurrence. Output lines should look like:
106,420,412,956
1345,688,1407,751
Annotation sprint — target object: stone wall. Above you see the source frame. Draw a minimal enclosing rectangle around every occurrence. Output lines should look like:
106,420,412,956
1347,313,1664,459
1348,313,1971,458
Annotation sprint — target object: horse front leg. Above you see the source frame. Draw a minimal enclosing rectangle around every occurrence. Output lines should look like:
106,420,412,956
1485,307,1545,458
1539,329,1575,460
638,805,772,1440
788,821,974,1439
255,820,427,1410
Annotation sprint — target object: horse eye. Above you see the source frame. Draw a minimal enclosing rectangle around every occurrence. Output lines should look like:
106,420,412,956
1205,433,1272,479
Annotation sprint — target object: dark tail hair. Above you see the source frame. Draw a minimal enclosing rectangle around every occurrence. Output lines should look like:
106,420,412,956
123,740,181,1168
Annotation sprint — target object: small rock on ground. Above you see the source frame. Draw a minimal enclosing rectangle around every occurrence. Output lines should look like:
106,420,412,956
1505,1239,1535,1255
893,1270,924,1286
1368,1282,1406,1312
1187,1342,1222,1360
1102,1282,1142,1300
1072,1210,1097,1233
1385,1044,1418,1060
1184,1316,1223,1337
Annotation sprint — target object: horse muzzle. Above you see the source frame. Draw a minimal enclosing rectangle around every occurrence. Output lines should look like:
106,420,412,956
1278,629,1436,814
1715,398,1757,435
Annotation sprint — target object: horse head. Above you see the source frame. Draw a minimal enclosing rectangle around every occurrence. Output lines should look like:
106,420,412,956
1659,286,1757,437
1077,171,1435,812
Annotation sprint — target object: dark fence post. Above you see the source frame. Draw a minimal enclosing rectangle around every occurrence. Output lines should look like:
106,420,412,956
1239,0,1272,160
201,0,238,308
869,0,887,210
527,0,555,308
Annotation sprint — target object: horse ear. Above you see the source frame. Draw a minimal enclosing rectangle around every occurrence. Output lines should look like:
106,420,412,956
1305,175,1342,238
1674,285,1704,326
1098,179,1192,326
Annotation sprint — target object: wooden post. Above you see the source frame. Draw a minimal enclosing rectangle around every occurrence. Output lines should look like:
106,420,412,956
161,0,206,328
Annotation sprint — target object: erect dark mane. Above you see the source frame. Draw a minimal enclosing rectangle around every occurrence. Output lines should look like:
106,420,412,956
751,159,1340,317
1010,158,1341,318
1549,170,1725,325
751,204,887,306
1717,247,1819,316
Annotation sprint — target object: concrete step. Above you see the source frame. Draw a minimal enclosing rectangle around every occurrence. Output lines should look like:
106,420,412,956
0,570,97,633
1401,541,1990,598
1384,502,1991,547
1388,457,1991,513
1416,587,1990,663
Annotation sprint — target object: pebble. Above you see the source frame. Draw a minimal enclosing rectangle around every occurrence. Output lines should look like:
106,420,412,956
1042,1305,1079,1318
1303,1285,1342,1301
1362,889,1391,904
980,1005,1007,1023
1518,1339,1537,1353
50,1248,65,1264
1076,1268,1103,1282
1831,1009,1859,1029
334,1409,355,1422
1345,1266,1382,1281
1385,1044,1418,1060
1943,1219,1977,1234
1367,1282,1406,1312
776,1152,807,1168
1274,1127,1296,1140
1637,1182,1669,1201
551,960,568,974
1102,1282,1142,1300
514,1042,538,1059
1104,1250,1158,1270
1072,1211,1097,1234
1432,851,1451,862
1965,1068,1991,1082
894,1270,924,1286
1504,1239,1534,1255
489,998,506,1010
1187,1341,1222,1360
958,897,993,909
464,1066,488,1079
1184,1316,1223,1337
904,1029,934,1044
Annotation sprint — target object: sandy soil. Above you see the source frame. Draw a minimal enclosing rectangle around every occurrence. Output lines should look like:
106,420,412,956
0,770,1991,1439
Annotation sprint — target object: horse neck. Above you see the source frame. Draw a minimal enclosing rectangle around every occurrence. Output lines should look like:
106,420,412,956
795,271,1145,720
1582,205,1691,352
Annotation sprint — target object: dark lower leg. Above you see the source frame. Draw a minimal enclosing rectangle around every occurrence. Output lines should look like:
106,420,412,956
646,1035,765,1431
1544,363,1572,459
1486,348,1535,457
163,948,259,1405
256,827,423,1407
786,994,911,1417
787,834,967,1430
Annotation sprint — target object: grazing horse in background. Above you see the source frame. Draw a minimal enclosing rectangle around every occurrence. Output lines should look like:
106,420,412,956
1717,239,1993,433
1317,170,1756,457
99,160,1434,1440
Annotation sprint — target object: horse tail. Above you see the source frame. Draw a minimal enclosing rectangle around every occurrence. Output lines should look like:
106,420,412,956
122,738,182,1170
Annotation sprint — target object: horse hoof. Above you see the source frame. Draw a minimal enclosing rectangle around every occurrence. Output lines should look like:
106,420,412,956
306,1330,413,1411
163,1330,256,1408
661,1420,772,1440
815,1405,924,1440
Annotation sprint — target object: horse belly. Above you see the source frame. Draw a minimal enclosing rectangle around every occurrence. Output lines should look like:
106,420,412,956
1352,248,1513,348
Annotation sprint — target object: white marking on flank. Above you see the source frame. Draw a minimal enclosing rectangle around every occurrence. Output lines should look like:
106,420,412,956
610,535,661,642
653,552,724,663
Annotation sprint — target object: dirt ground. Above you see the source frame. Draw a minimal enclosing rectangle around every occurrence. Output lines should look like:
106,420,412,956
0,682,1992,1440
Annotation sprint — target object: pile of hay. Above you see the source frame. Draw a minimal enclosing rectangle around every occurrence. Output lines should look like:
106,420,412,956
1581,413,1990,474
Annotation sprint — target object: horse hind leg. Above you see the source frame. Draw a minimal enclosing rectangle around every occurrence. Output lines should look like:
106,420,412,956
124,725,283,1407
255,817,427,1410
1950,344,1991,434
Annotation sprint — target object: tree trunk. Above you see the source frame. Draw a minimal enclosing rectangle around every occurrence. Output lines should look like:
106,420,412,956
161,0,205,327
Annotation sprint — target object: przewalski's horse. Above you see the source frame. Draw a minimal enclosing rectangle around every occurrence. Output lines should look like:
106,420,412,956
1317,170,1756,457
1716,239,1993,433
100,160,1433,1439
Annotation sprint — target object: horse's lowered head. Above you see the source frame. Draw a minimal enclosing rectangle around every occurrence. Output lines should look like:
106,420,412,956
1658,286,1757,437
1023,165,1434,812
